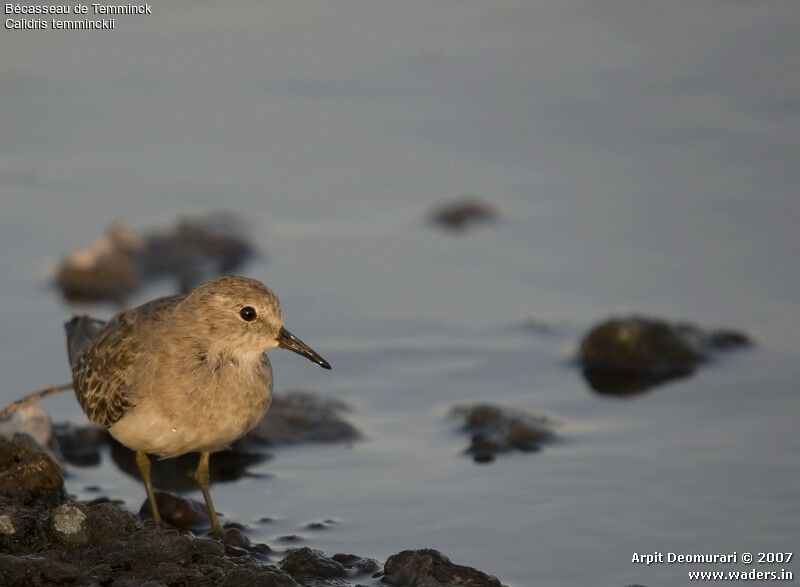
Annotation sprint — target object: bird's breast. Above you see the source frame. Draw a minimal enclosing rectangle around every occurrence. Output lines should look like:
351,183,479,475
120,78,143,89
110,355,273,457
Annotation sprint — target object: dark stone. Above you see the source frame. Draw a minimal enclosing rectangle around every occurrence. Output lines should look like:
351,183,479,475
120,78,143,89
245,391,361,446
279,547,348,580
579,316,753,396
53,212,258,304
429,197,499,232
218,567,301,587
222,526,252,549
138,491,210,530
54,222,144,305
707,329,752,350
331,553,381,576
383,549,503,587
250,542,274,556
139,212,257,293
224,543,250,557
0,434,65,505
451,404,556,463
87,501,142,543
0,553,85,586
82,495,125,506
0,484,304,586
53,423,110,467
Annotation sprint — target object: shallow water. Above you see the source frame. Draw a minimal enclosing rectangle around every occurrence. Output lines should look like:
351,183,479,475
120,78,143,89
1,1,799,585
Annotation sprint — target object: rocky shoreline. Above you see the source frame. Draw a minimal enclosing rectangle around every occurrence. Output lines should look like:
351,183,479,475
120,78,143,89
0,434,506,587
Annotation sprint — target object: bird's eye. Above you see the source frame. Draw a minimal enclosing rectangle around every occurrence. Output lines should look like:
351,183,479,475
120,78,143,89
239,306,257,322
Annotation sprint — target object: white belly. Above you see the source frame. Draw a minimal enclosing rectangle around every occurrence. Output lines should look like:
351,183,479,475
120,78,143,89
110,399,268,457
110,364,272,457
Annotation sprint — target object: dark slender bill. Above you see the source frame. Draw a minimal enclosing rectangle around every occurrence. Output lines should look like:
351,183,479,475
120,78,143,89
278,326,332,369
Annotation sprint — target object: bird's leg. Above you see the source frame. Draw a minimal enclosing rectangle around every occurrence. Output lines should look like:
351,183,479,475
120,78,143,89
194,451,222,537
135,451,162,525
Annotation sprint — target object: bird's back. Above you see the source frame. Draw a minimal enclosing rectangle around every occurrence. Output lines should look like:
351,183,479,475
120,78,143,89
65,296,183,428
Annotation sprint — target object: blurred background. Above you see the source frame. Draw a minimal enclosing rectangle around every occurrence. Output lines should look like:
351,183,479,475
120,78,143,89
1,1,799,585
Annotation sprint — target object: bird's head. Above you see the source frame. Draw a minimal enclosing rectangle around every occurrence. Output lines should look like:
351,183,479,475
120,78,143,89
179,275,331,369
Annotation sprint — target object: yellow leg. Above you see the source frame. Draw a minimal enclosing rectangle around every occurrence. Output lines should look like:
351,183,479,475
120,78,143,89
195,451,222,537
135,451,162,525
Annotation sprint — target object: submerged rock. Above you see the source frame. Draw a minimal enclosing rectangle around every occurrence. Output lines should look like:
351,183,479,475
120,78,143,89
54,221,145,305
245,391,361,446
579,316,753,395
383,549,503,587
451,404,557,464
53,422,110,467
280,547,348,580
279,548,380,585
138,491,210,530
139,211,257,294
429,197,499,232
331,553,381,577
53,211,257,304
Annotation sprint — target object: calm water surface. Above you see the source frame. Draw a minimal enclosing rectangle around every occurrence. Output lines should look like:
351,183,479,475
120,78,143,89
1,2,799,585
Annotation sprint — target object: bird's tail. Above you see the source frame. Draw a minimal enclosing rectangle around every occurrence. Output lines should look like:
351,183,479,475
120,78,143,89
65,315,106,369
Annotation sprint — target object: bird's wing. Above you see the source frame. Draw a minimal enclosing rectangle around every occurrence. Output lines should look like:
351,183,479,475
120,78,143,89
67,295,183,428
70,311,141,427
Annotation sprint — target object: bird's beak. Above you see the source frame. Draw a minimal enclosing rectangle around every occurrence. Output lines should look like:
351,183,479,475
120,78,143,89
277,326,332,369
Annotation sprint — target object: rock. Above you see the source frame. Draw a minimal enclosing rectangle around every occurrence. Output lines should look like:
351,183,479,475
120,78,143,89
139,491,210,530
519,316,561,335
245,391,360,446
53,212,257,303
331,553,381,576
86,501,142,543
0,514,16,536
0,434,65,505
305,519,336,530
451,404,556,463
579,316,753,395
279,547,348,580
429,197,499,232
54,221,145,304
0,553,85,586
0,401,57,456
0,451,308,586
223,526,252,549
383,549,503,587
139,211,257,293
52,422,110,467
50,502,89,545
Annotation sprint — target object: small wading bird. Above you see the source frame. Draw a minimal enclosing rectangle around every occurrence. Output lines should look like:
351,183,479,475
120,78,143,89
65,276,331,536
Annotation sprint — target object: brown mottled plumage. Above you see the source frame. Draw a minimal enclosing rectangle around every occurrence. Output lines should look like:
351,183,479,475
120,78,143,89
65,276,331,536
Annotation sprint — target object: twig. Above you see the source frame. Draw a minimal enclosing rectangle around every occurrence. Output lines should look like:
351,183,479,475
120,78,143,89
0,382,73,421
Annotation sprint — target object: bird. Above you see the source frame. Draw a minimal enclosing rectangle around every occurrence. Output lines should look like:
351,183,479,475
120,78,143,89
64,275,331,536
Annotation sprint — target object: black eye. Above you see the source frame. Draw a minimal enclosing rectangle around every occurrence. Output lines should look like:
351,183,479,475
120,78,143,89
239,306,257,322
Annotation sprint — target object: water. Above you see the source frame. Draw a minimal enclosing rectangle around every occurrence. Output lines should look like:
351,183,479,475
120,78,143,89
2,1,799,585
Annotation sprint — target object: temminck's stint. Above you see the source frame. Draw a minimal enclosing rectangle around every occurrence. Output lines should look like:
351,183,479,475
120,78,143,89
65,275,331,536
